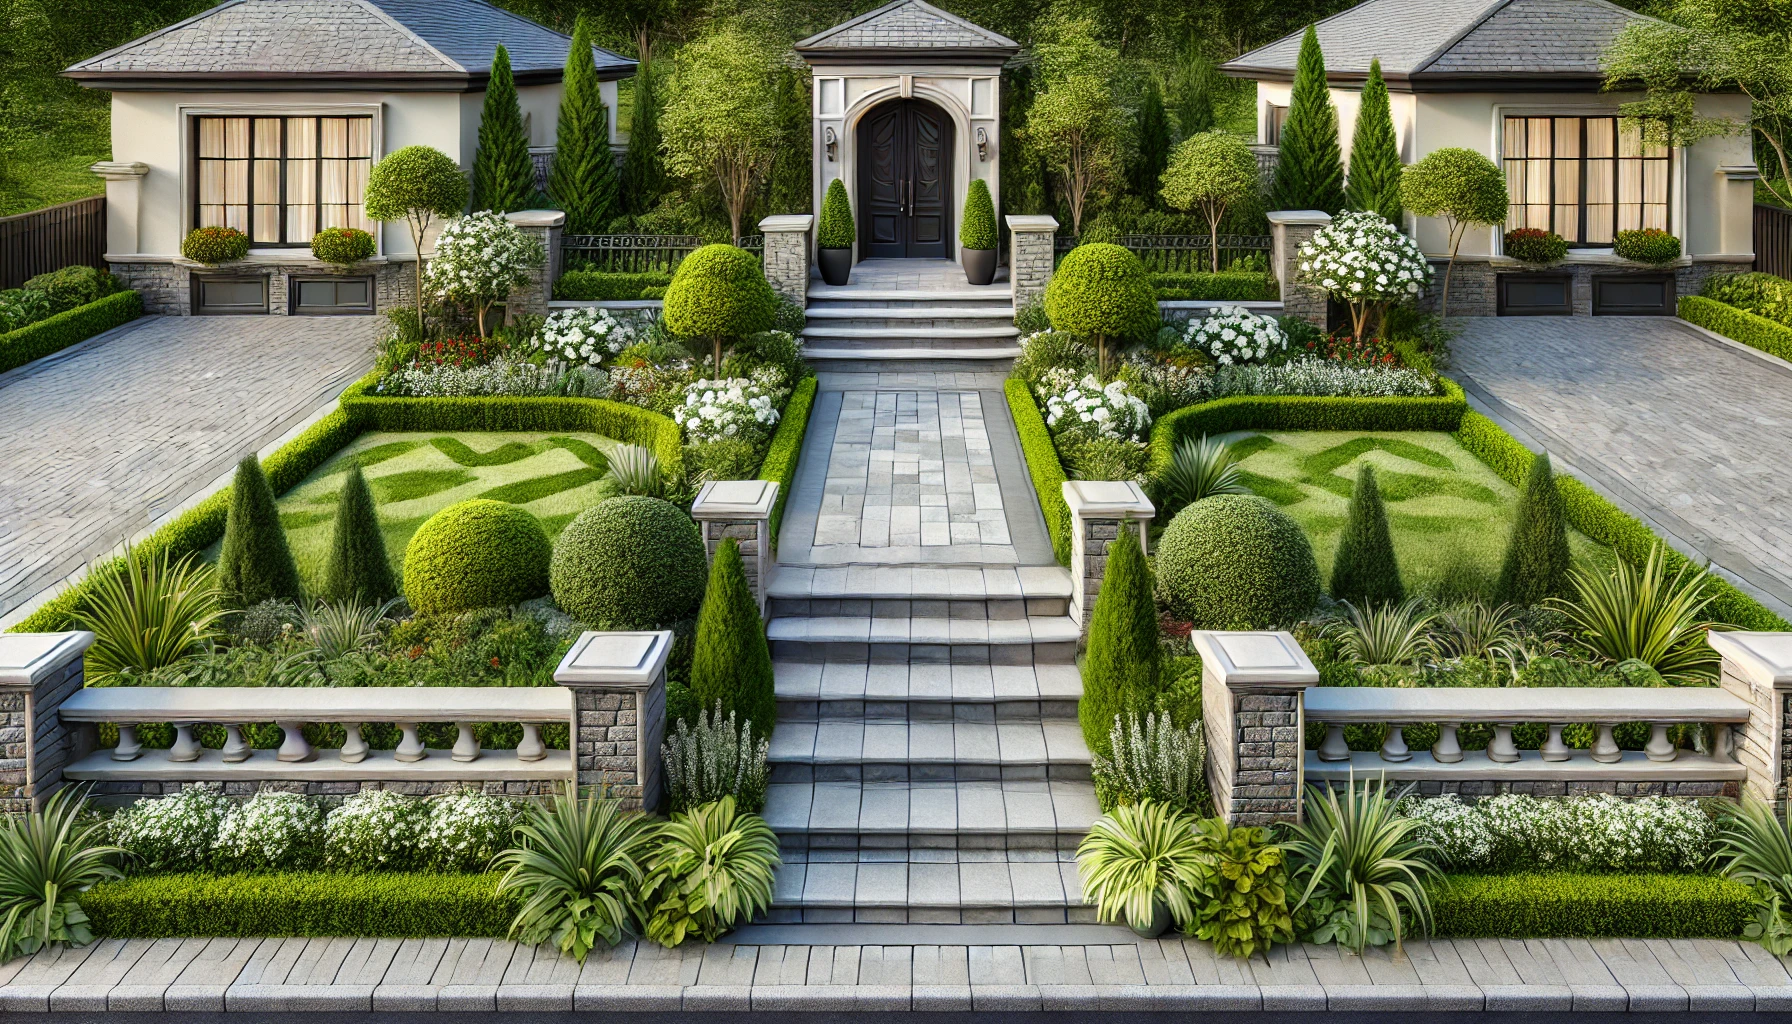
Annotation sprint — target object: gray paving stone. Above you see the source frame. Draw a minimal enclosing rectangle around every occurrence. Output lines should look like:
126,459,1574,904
51,938,154,1011
166,938,265,1012
110,937,212,1011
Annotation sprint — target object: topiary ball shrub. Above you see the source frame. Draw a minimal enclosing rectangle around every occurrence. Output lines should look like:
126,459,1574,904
663,244,777,340
1045,243,1158,372
550,496,707,629
960,178,997,251
182,226,251,265
817,178,854,249
311,227,377,267
1613,228,1681,265
402,499,551,614
1157,494,1320,629
1503,228,1567,265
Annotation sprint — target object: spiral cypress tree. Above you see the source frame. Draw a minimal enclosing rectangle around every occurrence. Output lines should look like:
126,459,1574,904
690,538,777,741
1344,58,1402,224
550,18,620,233
217,455,303,609
1269,25,1345,215
474,45,535,213
1495,451,1573,606
320,465,396,605
1330,464,1404,606
1079,526,1160,756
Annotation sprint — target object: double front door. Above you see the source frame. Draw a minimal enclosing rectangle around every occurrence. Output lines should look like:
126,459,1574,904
857,100,953,259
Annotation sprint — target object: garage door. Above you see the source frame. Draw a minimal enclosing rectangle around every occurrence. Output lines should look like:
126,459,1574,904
1497,273,1572,316
1591,273,1675,316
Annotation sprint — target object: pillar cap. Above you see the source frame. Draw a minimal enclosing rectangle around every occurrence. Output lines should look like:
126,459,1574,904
505,210,566,229
692,479,779,520
556,630,672,688
1061,480,1154,518
1005,214,1059,233
759,214,814,232
0,632,94,687
1710,631,1792,689
1266,210,1333,227
1192,630,1318,687
90,161,148,179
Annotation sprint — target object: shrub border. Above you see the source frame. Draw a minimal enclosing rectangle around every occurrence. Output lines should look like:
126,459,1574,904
1006,378,1072,567
759,375,817,548
1679,295,1792,364
82,871,518,938
1428,871,1752,939
0,290,142,375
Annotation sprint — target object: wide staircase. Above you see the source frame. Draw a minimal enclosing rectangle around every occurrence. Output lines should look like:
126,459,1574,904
800,260,1021,370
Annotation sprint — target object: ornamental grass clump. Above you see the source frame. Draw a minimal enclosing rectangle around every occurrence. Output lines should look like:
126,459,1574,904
218,455,303,610
1159,435,1249,517
1551,542,1726,684
604,443,665,497
641,796,780,946
1326,598,1437,668
310,227,376,268
1296,210,1431,341
1285,776,1439,955
1716,797,1792,953
74,545,223,682
110,784,231,873
1182,305,1286,365
1330,464,1404,606
1091,712,1208,815
181,226,250,265
1077,801,1208,936
213,792,325,872
324,790,426,872
663,702,770,814
495,783,654,962
0,788,120,959
420,790,519,873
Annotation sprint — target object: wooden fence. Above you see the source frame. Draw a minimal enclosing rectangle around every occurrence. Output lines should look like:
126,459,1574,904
0,197,106,290
1756,203,1792,280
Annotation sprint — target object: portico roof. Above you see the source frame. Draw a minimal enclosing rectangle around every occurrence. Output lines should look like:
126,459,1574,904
796,0,1018,64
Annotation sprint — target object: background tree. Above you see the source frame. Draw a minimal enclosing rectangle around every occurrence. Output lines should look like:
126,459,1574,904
217,456,301,609
1160,131,1258,271
1344,57,1401,223
1022,19,1132,235
1167,43,1217,138
1330,464,1403,606
550,17,620,233
1401,147,1507,316
1495,451,1573,606
622,59,666,217
658,28,785,242
321,465,396,605
473,45,535,213
1269,25,1344,214
365,145,471,325
1129,78,1171,200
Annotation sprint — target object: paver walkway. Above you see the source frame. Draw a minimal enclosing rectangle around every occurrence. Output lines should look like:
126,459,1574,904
0,315,376,622
1451,316,1792,618
2,933,1789,1011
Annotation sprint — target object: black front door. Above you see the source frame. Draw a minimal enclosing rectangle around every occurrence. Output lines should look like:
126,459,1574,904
858,100,953,259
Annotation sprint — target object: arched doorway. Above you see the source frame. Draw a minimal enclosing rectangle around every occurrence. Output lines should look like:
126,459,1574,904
856,99,954,259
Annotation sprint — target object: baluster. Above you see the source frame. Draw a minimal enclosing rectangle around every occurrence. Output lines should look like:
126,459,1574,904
276,721,315,763
396,723,426,763
170,724,202,762
1318,724,1349,762
113,724,142,762
1591,723,1622,763
221,725,250,763
1714,724,1735,763
1432,723,1463,763
1488,723,1519,763
340,724,369,764
1540,723,1570,762
517,723,545,762
452,723,481,763
1645,722,1677,762
1380,724,1412,763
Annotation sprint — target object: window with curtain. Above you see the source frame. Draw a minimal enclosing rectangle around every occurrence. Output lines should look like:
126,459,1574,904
195,115,374,246
1502,115,1670,246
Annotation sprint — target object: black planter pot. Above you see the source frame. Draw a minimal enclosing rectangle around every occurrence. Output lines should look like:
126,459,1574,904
818,247,852,286
962,246,997,286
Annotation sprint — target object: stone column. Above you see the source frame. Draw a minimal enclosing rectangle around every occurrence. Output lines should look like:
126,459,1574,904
690,479,779,616
1710,631,1792,809
1007,214,1059,308
757,214,814,306
90,162,148,258
1267,210,1332,328
1062,480,1154,634
554,630,671,811
503,210,566,321
1194,630,1317,827
0,632,95,811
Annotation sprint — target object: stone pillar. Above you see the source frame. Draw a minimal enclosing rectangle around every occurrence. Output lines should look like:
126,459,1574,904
90,162,148,258
1710,631,1792,809
1062,480,1154,634
1007,214,1059,308
1194,630,1317,827
554,630,671,811
757,214,814,306
1267,210,1332,328
0,632,95,811
503,210,565,321
691,479,778,616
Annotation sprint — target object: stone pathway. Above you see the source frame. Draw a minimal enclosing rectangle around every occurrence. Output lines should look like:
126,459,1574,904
0,315,377,622
1450,316,1792,618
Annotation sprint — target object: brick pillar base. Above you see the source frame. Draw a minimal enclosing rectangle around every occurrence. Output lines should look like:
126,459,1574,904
1062,480,1154,636
554,631,671,811
1006,215,1059,309
1267,210,1332,328
758,215,814,306
1195,630,1317,827
691,480,778,616
0,632,96,811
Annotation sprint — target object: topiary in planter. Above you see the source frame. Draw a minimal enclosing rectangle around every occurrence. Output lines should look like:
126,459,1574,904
402,499,551,614
663,243,778,377
182,226,251,265
550,495,707,629
311,227,377,268
1157,494,1320,629
1044,242,1157,377
961,178,996,251
1504,228,1567,265
818,178,854,249
1613,228,1681,265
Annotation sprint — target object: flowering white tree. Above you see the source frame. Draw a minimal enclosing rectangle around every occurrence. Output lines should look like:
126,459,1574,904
1296,210,1431,341
423,211,545,338
1038,369,1151,441
1183,305,1287,365
524,307,640,369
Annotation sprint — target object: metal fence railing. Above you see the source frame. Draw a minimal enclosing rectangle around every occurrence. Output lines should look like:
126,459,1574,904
1053,233,1274,274
0,196,106,290
561,232,765,275
1755,203,1792,280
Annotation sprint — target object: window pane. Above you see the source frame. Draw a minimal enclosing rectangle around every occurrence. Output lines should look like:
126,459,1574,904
1618,120,1644,159
200,160,224,205
348,117,372,158
200,117,225,158
224,160,247,207
347,159,368,205
253,119,281,158
1553,118,1580,159
287,118,316,159
1645,158,1669,204
1586,118,1614,159
321,118,348,159
224,118,250,159
320,161,346,205
1526,118,1552,158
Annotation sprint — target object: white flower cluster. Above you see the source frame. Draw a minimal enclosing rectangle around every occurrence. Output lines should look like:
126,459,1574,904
1400,793,1711,872
672,377,782,443
324,790,424,872
1207,361,1437,399
109,783,231,872
1183,306,1287,365
423,211,545,303
1038,370,1152,441
213,791,325,872
1298,211,1432,301
377,358,610,398
526,307,638,369
420,789,520,872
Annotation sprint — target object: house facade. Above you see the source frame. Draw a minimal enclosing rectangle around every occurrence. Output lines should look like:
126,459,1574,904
65,0,633,316
1225,0,1757,316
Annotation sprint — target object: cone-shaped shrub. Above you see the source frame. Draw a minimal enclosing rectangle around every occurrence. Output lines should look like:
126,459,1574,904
1495,451,1573,606
1079,526,1160,756
320,465,396,605
474,45,535,213
550,18,620,233
1344,58,1402,224
960,178,996,250
1269,25,1344,214
217,456,303,609
1330,464,1403,606
818,178,854,249
690,539,777,741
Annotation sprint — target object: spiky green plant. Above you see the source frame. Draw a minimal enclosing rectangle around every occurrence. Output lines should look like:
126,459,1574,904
662,701,769,814
1325,598,1437,667
74,545,223,681
1284,775,1439,955
1161,435,1249,515
0,787,121,959
641,796,780,946
1716,797,1792,954
605,444,665,497
1330,464,1403,607
1433,600,1525,665
1550,543,1726,684
1076,800,1210,934
300,598,398,660
1090,713,1209,815
493,783,655,962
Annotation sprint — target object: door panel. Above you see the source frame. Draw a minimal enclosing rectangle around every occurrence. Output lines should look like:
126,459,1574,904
861,106,904,256
856,100,953,259
908,105,948,256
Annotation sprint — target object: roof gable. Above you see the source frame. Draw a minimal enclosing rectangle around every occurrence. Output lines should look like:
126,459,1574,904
797,0,1018,54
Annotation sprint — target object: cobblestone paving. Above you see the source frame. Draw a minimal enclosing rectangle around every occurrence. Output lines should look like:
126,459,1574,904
0,315,376,619
1451,316,1792,615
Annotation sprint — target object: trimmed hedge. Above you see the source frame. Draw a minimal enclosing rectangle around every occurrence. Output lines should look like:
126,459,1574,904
759,375,817,547
83,872,518,938
1006,378,1071,566
1679,294,1792,363
1428,872,1752,939
405,500,552,613
553,270,674,301
1151,272,1279,302
0,290,142,374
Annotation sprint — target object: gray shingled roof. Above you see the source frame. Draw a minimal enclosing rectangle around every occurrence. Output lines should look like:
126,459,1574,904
66,0,632,82
1222,0,1658,83
797,0,1018,54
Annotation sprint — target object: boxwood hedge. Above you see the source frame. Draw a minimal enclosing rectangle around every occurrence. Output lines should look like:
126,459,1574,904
83,872,518,938
0,289,142,375
553,270,674,301
1006,378,1071,566
1151,272,1279,302
1428,872,1752,939
1680,294,1792,364
759,375,817,546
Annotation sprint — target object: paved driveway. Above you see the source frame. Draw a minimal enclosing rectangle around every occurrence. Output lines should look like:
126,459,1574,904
1450,315,1792,618
0,315,376,622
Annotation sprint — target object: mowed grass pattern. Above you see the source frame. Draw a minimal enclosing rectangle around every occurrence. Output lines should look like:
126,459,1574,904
1220,431,1606,599
274,432,622,590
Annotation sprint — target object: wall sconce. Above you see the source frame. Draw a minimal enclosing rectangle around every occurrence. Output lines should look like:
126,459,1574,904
976,127,988,162
825,126,838,162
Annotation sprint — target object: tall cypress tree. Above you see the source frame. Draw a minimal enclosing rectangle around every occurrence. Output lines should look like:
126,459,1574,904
1345,58,1402,224
217,455,303,609
474,45,536,213
1495,452,1574,606
690,538,777,741
1270,25,1345,215
623,58,665,216
1172,47,1215,138
551,18,620,233
320,465,397,605
1131,79,1172,202
1079,526,1161,757
1330,464,1404,606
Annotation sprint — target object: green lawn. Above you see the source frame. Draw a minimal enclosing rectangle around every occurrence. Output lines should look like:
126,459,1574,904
271,431,622,591
1222,430,1607,601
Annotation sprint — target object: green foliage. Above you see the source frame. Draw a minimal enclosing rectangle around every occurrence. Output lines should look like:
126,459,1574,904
1023,18,1131,234
0,288,52,333
1151,272,1277,301
1428,872,1752,939
960,178,996,250
1160,132,1258,272
319,465,397,605
1715,798,1792,953
1400,147,1505,315
549,496,707,628
1157,494,1320,628
0,788,120,958
1188,817,1295,958
73,545,222,681
760,376,816,545
691,538,776,741
1343,59,1401,223
1330,464,1403,606
21,264,120,313
218,456,303,609
1006,379,1072,566
473,45,535,214
1494,451,1572,606
817,178,854,249
1159,435,1249,517
1551,541,1724,684
181,226,249,265
1269,26,1345,215
1076,801,1208,934
551,18,620,233
623,57,666,216
662,243,777,373
641,796,780,946
658,28,788,241
1614,228,1681,264
83,872,520,938
1045,243,1157,374
1286,779,1439,954
494,784,653,962
310,227,376,268
1326,598,1437,667
1091,713,1208,815
605,443,664,497
402,499,551,614
1503,228,1568,264
1702,271,1792,327
663,701,769,814
1681,294,1792,363
553,270,674,300
1130,78,1172,203
365,145,471,321
1081,527,1159,754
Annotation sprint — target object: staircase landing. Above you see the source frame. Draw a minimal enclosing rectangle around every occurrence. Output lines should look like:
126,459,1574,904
802,259,1019,368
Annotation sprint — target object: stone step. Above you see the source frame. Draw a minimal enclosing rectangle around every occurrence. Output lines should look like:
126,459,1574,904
765,779,1099,850
774,659,1082,707
802,324,1020,342
769,565,1073,602
769,853,1095,924
766,717,1092,781
766,617,1078,665
805,285,1012,305
768,595,1069,620
803,347,1021,364
804,305,1016,321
